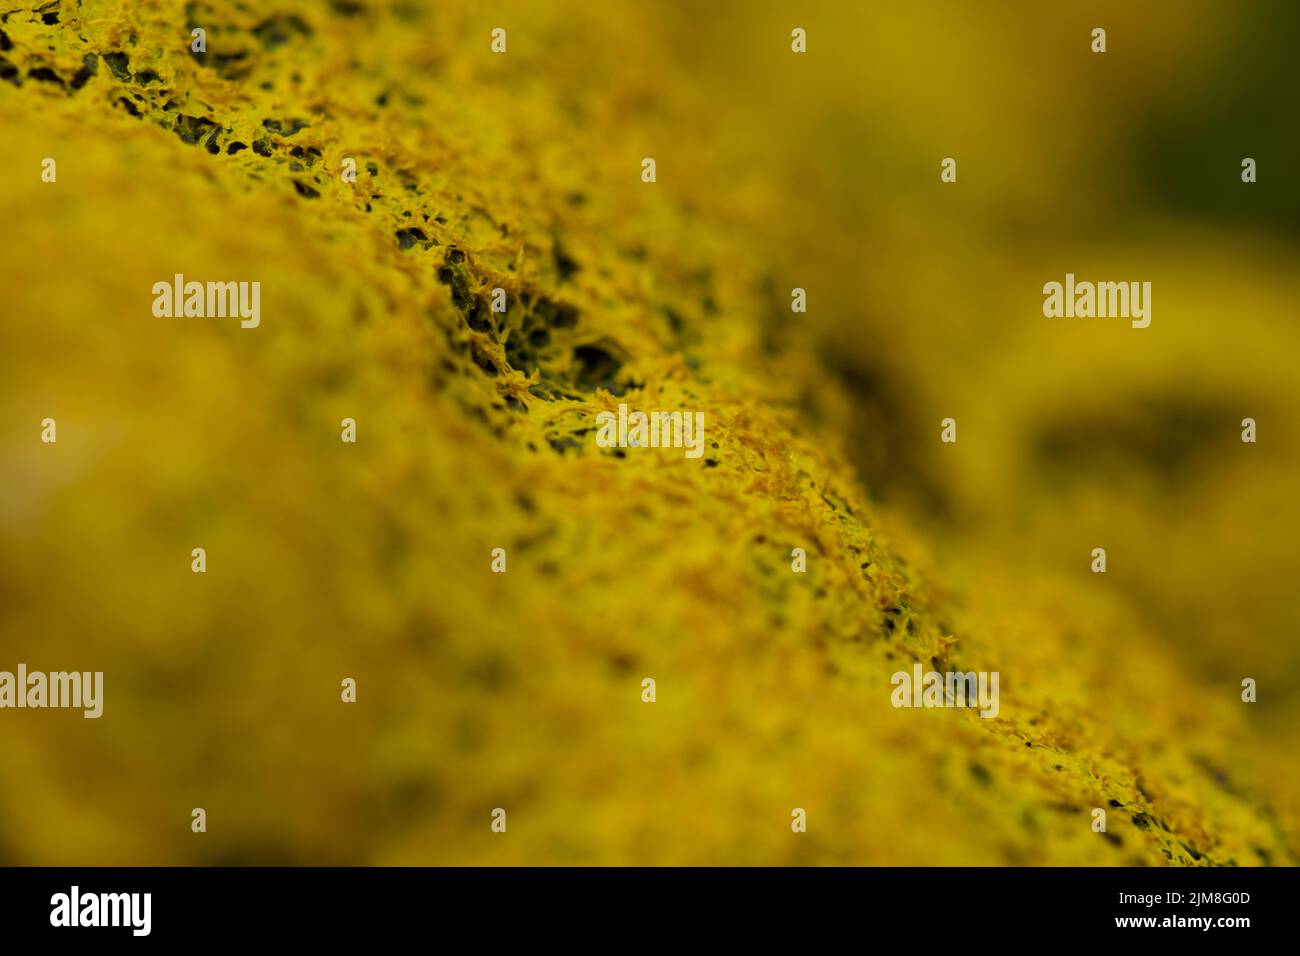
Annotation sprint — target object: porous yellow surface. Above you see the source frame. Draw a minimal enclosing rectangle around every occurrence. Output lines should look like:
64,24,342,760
1,1,1296,865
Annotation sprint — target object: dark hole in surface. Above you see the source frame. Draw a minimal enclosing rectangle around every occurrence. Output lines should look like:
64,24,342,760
209,52,250,80
262,117,309,136
553,241,579,281
464,297,491,333
533,297,579,330
436,263,472,313
471,343,498,377
103,51,131,81
174,113,218,145
572,345,622,392
548,436,582,455
395,227,427,250
26,67,64,87
70,54,97,90
550,304,579,329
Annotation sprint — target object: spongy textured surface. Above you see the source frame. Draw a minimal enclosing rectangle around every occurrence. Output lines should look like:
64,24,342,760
0,1,1296,865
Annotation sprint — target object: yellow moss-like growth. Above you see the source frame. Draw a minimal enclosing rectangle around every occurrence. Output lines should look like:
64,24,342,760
0,1,1296,865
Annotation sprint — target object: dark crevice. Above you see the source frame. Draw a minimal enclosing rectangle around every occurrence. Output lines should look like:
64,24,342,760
395,227,427,250
102,51,130,81
70,53,97,89
26,66,64,88
263,117,309,136
553,240,579,281
572,344,623,393
174,113,218,145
